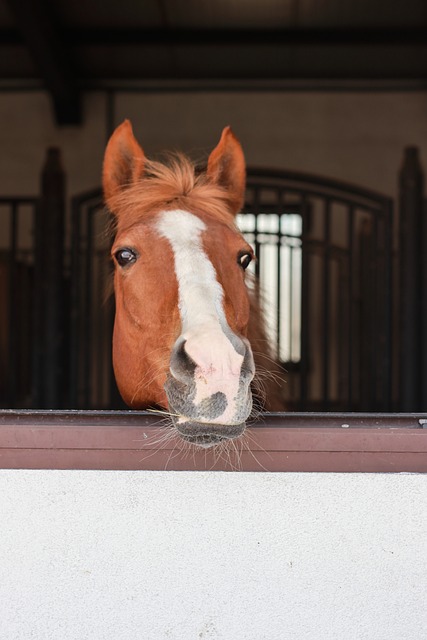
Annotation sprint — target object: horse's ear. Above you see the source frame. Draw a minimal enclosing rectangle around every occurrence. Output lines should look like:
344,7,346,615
207,126,246,216
103,119,145,206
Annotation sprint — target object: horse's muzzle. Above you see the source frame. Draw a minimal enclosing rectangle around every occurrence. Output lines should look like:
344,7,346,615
164,333,254,446
174,420,246,448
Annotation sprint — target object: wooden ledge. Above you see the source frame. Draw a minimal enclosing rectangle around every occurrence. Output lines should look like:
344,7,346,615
1,410,426,472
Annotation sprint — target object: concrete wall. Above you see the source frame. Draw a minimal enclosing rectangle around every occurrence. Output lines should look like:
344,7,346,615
0,470,426,639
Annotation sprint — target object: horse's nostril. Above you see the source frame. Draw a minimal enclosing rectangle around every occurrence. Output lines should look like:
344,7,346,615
169,338,196,383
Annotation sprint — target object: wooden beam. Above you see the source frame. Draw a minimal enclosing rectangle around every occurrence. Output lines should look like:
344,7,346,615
4,0,81,125
23,27,427,47
1,410,426,472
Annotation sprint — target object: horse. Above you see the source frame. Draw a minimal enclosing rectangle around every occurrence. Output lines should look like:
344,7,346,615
103,120,284,448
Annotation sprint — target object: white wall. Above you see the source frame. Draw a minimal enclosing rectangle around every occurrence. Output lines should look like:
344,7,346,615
0,470,426,640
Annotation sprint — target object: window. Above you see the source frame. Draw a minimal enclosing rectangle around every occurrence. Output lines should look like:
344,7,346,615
237,208,302,366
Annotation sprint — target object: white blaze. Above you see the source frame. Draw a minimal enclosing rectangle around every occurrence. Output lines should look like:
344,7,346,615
156,209,245,422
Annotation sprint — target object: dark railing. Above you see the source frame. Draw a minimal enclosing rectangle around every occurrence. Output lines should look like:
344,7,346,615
69,188,117,409
244,167,393,411
0,148,67,409
0,197,38,408
398,147,426,411
35,148,66,408
1,146,427,411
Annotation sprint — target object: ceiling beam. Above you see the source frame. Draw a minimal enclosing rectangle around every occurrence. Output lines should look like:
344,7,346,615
2,27,427,47
4,0,81,125
39,27,427,47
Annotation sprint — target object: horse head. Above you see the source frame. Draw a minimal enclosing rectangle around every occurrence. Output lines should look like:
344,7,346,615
103,120,256,447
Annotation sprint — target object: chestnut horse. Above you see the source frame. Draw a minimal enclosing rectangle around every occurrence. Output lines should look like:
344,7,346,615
103,120,283,447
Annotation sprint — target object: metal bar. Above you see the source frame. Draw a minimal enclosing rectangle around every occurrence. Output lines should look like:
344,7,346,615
398,147,424,410
383,201,393,410
106,89,115,141
83,206,94,408
96,248,104,407
29,201,38,408
347,205,355,409
322,198,331,407
7,203,18,406
288,242,294,362
0,197,37,205
253,187,261,279
276,190,283,357
247,167,392,209
372,211,379,409
358,214,374,409
69,189,103,408
337,252,346,402
248,184,386,213
300,195,309,409
69,196,81,408
38,148,66,408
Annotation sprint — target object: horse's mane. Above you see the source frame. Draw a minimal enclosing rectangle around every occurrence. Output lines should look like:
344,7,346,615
107,152,239,233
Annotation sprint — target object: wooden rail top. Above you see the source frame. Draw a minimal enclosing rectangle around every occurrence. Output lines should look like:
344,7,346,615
1,410,426,472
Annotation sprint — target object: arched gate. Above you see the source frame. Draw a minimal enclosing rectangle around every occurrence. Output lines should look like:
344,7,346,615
68,168,393,411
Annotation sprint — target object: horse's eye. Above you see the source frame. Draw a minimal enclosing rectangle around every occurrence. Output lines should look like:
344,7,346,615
238,251,252,270
115,248,137,267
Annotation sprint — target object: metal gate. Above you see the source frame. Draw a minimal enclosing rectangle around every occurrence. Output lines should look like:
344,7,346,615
244,168,393,411
68,168,393,411
0,197,38,408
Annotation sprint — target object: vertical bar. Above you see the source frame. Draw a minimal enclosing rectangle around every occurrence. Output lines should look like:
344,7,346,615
29,201,39,408
32,197,43,407
69,196,81,407
300,195,309,409
7,204,18,406
97,240,104,407
337,251,346,402
276,189,283,358
322,198,331,407
347,205,355,409
93,205,108,407
398,147,424,410
421,186,427,412
358,214,374,409
83,207,93,407
383,200,393,410
371,209,380,409
288,242,294,363
37,148,66,408
106,90,115,142
253,186,261,279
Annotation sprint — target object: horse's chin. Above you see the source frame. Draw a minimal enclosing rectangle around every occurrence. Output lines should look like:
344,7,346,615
171,417,246,449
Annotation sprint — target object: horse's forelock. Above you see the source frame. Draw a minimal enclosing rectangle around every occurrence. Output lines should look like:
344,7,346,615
106,152,239,233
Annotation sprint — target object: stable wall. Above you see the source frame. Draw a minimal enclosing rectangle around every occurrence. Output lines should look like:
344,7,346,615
0,470,426,640
1,89,427,199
